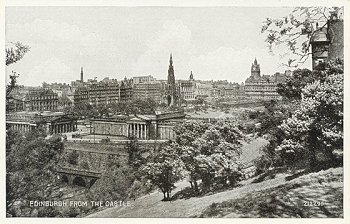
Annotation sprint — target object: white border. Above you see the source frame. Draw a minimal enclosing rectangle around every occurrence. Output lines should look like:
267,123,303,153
1,1,349,224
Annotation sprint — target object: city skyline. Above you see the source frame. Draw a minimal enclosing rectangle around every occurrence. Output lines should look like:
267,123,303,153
6,7,312,86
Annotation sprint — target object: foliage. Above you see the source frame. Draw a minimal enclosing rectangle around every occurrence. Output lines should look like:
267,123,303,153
248,100,297,136
67,150,79,166
141,145,183,200
126,136,143,170
174,120,244,192
255,59,343,172
6,130,64,217
88,165,135,202
277,72,343,168
261,7,343,67
277,69,313,100
6,42,30,112
6,42,30,66
65,97,162,119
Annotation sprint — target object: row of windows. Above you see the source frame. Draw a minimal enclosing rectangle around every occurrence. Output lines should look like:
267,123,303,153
30,96,58,100
32,101,58,105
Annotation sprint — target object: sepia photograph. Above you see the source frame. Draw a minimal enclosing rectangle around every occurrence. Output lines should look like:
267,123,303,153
2,1,348,222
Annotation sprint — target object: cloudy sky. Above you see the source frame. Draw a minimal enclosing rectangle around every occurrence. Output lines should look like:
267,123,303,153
6,7,311,86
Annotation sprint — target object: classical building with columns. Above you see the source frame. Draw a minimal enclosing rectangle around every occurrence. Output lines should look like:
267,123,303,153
6,111,78,135
90,111,185,140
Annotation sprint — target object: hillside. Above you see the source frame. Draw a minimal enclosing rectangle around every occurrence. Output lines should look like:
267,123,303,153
87,167,343,218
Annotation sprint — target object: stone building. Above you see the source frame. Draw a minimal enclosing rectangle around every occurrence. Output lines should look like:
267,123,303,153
132,75,163,103
178,71,196,103
25,88,59,111
220,83,243,98
6,111,78,135
119,78,133,102
87,80,120,105
7,97,26,112
310,12,344,69
133,75,157,84
73,78,133,105
90,111,185,140
194,81,212,98
244,58,289,100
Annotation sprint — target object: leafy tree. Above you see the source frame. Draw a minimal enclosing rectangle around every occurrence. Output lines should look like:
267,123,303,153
276,60,343,169
262,7,343,67
88,164,135,202
277,69,312,100
6,42,30,66
6,42,30,113
6,131,64,216
174,121,243,192
142,145,183,201
126,136,147,173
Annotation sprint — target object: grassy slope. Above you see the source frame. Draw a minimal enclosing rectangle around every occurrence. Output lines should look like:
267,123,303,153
200,167,343,218
86,137,342,218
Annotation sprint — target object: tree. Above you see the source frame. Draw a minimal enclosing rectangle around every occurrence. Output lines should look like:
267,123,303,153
276,60,343,169
142,145,183,201
6,42,30,112
6,131,64,216
277,69,312,100
88,164,135,202
174,121,243,192
262,7,343,67
126,136,144,171
6,42,30,66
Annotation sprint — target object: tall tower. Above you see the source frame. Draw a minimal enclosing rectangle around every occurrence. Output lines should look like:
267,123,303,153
167,54,176,106
80,67,84,82
189,71,194,81
251,58,261,79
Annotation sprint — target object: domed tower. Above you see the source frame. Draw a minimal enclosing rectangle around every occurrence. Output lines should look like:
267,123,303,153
251,58,261,79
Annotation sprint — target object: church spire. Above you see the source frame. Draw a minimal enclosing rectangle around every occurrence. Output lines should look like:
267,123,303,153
169,53,173,66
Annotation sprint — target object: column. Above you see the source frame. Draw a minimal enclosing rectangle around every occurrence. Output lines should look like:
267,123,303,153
142,124,145,139
138,124,142,138
145,125,148,140
141,124,144,139
135,124,138,138
136,124,139,138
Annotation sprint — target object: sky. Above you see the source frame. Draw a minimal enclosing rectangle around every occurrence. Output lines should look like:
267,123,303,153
5,7,312,86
